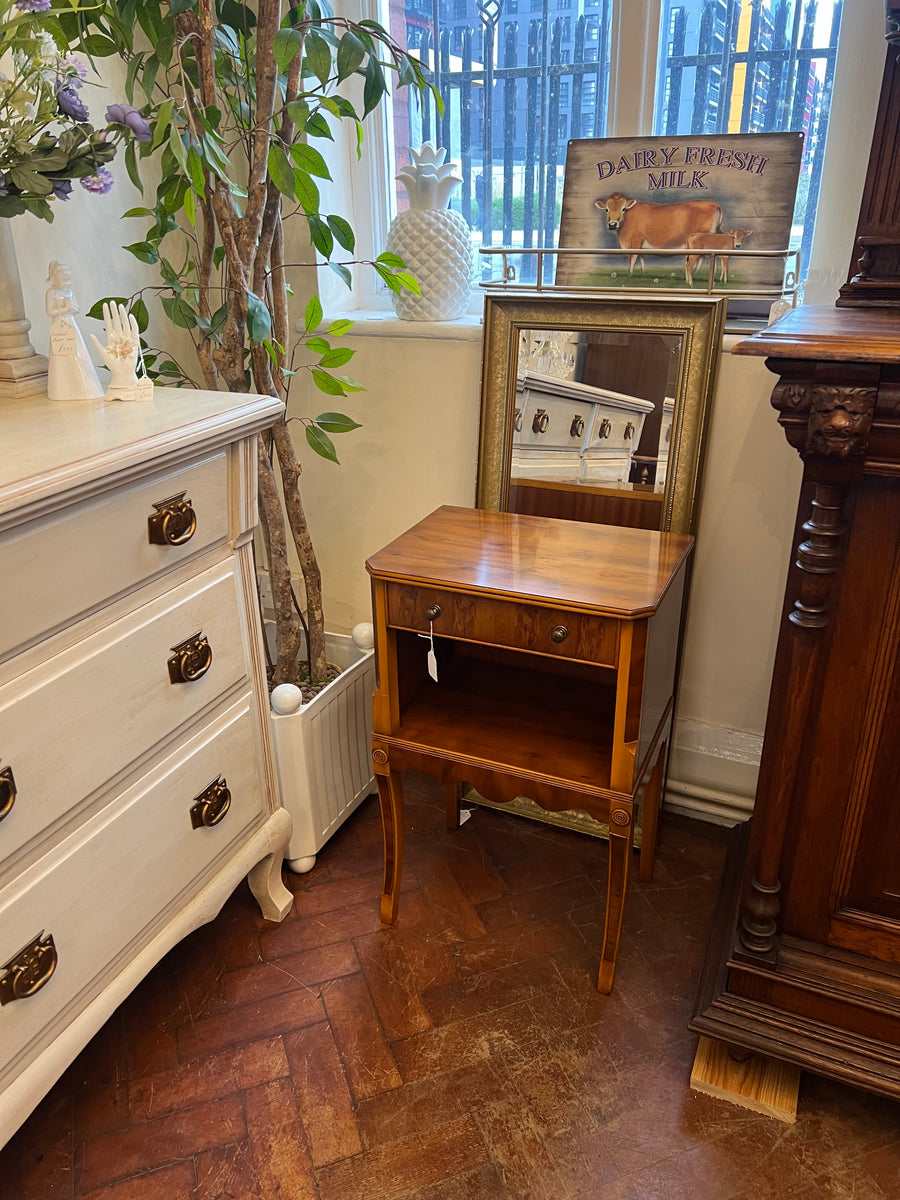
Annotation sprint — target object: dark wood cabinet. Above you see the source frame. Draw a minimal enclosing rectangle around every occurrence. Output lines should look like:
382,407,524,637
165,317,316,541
690,306,900,1100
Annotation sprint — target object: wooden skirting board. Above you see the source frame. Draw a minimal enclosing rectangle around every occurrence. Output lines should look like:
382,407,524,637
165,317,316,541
690,1036,801,1123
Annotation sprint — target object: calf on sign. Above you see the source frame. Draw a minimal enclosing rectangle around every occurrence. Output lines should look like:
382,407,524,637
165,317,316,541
684,229,752,287
594,193,723,273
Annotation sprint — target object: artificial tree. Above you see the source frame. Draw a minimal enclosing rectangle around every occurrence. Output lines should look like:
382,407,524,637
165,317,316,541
82,0,431,688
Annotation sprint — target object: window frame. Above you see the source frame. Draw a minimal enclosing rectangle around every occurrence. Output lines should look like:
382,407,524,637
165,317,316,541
324,0,883,316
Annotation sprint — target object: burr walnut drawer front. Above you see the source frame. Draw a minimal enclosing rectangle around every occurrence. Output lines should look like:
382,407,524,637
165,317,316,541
0,700,263,1092
385,583,619,667
0,560,248,869
0,451,229,661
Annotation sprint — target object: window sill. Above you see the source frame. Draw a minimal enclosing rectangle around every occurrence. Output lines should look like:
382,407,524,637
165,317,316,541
314,310,484,341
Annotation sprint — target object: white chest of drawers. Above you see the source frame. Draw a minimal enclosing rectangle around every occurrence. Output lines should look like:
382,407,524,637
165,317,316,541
0,388,292,1148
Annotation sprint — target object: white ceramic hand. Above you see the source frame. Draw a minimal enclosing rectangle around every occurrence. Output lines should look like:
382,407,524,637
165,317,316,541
90,301,140,387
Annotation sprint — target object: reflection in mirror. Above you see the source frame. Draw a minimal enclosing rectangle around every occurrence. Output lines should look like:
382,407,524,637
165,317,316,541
477,295,727,535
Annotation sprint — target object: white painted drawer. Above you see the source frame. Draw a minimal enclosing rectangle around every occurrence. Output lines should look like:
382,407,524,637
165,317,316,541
584,403,649,453
0,700,264,1090
580,449,636,484
511,446,583,480
515,392,592,452
0,560,249,869
0,452,229,661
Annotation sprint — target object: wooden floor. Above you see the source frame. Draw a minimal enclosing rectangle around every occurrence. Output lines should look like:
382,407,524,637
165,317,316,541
2,772,898,1199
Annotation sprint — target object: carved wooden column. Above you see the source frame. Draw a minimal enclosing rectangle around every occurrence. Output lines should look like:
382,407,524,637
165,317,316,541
690,306,900,1102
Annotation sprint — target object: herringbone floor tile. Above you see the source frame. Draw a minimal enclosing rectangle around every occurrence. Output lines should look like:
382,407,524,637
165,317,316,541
1,772,898,1199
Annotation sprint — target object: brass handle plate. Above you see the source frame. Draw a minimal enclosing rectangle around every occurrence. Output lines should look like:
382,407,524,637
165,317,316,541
598,419,612,439
0,932,58,1005
550,626,569,643
570,415,584,438
148,492,197,546
0,765,16,822
532,409,550,434
425,604,442,622
190,776,232,829
168,633,213,684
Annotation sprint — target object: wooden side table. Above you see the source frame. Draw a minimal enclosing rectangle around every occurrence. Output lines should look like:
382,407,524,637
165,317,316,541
366,505,693,992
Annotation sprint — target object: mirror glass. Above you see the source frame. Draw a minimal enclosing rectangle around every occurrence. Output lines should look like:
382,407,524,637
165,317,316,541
477,294,727,534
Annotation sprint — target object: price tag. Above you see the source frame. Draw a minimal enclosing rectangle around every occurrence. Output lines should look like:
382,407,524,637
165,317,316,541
419,621,438,683
49,321,77,357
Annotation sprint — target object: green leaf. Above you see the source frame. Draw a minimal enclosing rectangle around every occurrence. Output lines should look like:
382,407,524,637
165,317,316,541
373,261,402,293
245,292,272,343
273,28,303,72
304,113,333,141
310,368,347,396
328,261,352,289
124,140,143,195
267,143,295,199
362,56,387,116
186,145,206,198
315,411,362,433
327,319,354,336
285,100,310,128
304,31,333,85
327,215,355,252
183,185,197,226
209,303,229,337
304,336,331,353
124,242,159,265
169,0,198,13
318,347,355,368
131,298,150,333
307,215,333,259
151,100,175,152
87,297,126,320
290,143,331,180
394,272,421,294
294,171,320,215
336,30,366,81
161,296,197,329
304,295,323,334
122,207,154,218
377,251,406,268
305,423,339,463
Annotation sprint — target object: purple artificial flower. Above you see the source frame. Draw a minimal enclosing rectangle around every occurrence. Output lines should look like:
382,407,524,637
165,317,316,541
0,173,8,197
57,84,90,123
80,167,114,195
105,103,151,143
61,54,88,84
15,1,52,12
51,179,73,201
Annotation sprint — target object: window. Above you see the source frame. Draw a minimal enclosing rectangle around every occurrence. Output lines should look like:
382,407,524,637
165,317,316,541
386,0,843,287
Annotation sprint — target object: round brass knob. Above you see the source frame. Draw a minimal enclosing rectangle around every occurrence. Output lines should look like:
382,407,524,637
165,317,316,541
550,626,569,643
425,604,441,622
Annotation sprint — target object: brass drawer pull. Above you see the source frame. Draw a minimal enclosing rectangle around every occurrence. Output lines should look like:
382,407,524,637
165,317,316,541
550,626,569,643
532,408,550,434
425,604,442,622
190,776,232,829
0,932,58,1006
148,492,197,546
168,633,213,683
597,419,612,439
514,407,523,432
570,415,584,438
624,422,635,440
0,765,16,822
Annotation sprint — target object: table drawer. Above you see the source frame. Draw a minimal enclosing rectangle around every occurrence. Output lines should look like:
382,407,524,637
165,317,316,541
516,392,592,452
0,561,248,868
0,700,264,1090
385,583,619,667
0,452,229,660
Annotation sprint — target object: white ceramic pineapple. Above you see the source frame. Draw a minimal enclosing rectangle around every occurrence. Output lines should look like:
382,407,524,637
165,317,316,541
385,143,474,321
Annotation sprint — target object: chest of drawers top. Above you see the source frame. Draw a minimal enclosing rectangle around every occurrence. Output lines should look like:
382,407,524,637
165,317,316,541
0,387,282,525
366,505,693,618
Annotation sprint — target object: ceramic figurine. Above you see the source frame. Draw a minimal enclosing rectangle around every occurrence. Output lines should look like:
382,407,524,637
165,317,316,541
90,301,152,402
45,262,104,401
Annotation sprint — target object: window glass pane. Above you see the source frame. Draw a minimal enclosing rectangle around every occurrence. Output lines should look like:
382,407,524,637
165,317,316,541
389,0,614,282
654,0,844,279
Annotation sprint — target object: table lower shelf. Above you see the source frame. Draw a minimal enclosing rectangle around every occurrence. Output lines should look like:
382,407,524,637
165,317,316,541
387,652,619,797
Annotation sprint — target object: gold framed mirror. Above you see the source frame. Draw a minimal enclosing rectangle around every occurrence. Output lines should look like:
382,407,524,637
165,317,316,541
477,292,727,534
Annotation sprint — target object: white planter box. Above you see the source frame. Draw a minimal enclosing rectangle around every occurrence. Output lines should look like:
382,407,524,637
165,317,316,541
269,629,375,873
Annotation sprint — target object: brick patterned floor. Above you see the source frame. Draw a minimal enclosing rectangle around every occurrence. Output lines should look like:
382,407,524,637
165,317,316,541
2,772,898,1198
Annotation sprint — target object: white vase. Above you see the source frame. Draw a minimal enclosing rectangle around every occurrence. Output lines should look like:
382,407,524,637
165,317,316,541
385,142,474,322
0,220,48,400
269,628,376,873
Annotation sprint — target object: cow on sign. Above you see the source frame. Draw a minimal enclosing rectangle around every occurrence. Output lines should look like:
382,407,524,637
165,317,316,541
684,229,753,287
594,192,724,274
